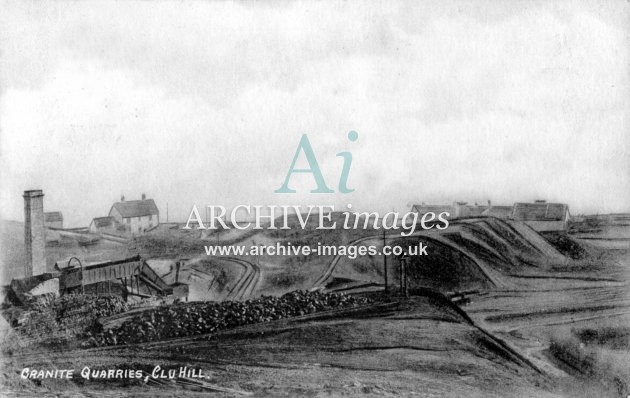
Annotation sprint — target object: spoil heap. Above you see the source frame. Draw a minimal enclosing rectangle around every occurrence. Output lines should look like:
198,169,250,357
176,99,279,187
90,290,369,346
3,294,128,346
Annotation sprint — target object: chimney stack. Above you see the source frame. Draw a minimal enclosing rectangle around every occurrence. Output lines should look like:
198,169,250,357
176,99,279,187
23,190,46,276
121,195,125,202
141,193,146,200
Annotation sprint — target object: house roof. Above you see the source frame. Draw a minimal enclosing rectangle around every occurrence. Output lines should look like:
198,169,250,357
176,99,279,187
110,199,159,218
513,202,568,221
481,206,513,218
44,211,63,222
91,216,115,228
411,204,455,214
458,205,490,217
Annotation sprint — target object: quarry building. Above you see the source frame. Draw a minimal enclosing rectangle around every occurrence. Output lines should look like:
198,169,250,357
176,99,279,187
23,190,46,277
411,201,492,220
512,201,570,232
56,255,173,299
44,211,63,229
90,194,160,236
88,216,118,234
411,200,570,232
5,190,177,307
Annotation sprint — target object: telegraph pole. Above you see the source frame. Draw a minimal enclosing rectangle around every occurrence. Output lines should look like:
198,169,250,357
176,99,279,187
400,256,408,297
398,256,402,294
382,229,388,292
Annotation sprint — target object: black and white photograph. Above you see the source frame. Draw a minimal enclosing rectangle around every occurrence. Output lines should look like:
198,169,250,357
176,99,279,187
1,1,629,396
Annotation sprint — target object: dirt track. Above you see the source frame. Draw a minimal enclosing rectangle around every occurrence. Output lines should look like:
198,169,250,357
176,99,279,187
2,295,556,397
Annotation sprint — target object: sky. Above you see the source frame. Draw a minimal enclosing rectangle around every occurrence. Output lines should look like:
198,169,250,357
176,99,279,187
1,0,629,227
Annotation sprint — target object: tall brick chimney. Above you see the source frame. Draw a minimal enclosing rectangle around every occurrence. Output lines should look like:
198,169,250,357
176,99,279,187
23,190,46,276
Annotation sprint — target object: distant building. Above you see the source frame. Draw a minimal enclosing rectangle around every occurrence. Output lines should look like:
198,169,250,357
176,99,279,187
481,206,514,219
44,211,63,228
411,202,490,220
455,202,490,218
411,204,456,219
108,194,159,235
412,200,570,230
512,201,570,232
88,216,120,235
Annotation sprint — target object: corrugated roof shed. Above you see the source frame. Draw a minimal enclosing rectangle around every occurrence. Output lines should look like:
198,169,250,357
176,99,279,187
110,199,159,218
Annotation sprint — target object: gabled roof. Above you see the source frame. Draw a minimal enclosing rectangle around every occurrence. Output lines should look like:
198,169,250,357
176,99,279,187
91,216,116,228
110,199,159,218
513,202,568,221
458,205,490,217
44,211,63,222
411,204,455,214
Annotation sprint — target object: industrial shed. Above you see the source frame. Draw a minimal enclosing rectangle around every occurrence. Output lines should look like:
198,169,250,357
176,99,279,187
512,201,570,232
59,256,173,299
481,206,514,219
44,212,63,229
88,216,121,235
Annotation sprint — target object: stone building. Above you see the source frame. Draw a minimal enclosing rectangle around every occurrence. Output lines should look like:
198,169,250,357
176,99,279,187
88,216,121,235
108,194,159,235
44,211,63,228
23,190,46,276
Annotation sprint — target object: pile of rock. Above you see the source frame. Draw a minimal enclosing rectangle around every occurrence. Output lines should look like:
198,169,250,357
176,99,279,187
89,291,369,346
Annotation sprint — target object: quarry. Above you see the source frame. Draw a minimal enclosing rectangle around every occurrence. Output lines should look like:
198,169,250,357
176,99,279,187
3,0,627,395
1,190,629,397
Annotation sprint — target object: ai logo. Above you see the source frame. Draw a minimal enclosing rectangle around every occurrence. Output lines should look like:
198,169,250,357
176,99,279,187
275,131,358,194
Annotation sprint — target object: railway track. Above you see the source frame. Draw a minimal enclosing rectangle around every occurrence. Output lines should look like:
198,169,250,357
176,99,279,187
223,257,260,301
311,236,376,288
310,227,505,291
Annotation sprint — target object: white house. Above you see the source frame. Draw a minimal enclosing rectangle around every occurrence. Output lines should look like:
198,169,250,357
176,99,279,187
108,194,159,235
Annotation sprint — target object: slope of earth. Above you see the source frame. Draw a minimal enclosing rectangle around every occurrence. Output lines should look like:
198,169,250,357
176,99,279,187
462,232,630,397
322,218,617,297
2,294,557,397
